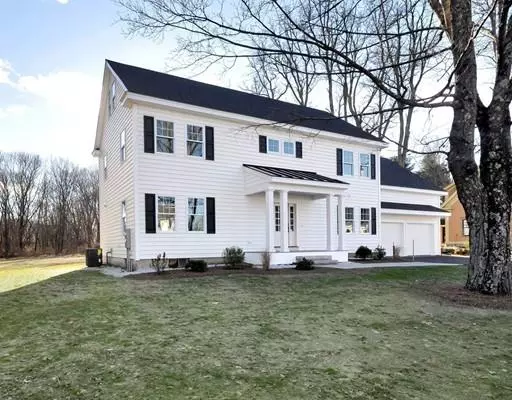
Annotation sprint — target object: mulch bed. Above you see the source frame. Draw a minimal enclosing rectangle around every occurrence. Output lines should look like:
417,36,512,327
349,257,407,263
126,266,345,280
419,283,512,310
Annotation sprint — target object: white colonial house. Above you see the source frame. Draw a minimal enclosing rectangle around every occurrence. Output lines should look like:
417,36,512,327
94,60,448,267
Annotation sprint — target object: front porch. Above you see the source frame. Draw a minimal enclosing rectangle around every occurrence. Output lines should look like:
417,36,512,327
244,164,350,266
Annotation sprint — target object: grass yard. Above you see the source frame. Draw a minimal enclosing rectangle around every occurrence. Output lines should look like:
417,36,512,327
1,265,511,399
0,256,84,293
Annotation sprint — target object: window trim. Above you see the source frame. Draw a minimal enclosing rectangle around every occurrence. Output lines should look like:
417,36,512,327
157,195,176,233
121,201,127,232
283,140,295,156
186,124,205,158
343,150,354,176
345,207,354,234
187,197,206,232
120,130,126,162
359,153,371,178
155,119,175,155
360,208,370,234
267,138,280,154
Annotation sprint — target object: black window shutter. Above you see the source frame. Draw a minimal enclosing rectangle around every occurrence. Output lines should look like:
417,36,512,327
371,207,377,235
370,154,376,179
205,126,214,160
206,197,216,234
145,193,156,234
259,135,267,153
143,116,155,153
336,148,343,175
296,141,303,158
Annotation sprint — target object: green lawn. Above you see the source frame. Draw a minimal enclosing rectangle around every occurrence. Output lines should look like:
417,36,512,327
0,256,84,293
1,265,511,399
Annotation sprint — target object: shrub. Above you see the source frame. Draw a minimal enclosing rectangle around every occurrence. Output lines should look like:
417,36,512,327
355,245,372,260
457,247,469,255
442,246,456,255
222,246,245,269
373,246,386,260
150,252,167,274
295,257,315,270
185,259,208,273
261,251,271,271
167,258,179,269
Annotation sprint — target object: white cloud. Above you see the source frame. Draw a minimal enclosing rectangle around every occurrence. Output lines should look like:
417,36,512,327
0,105,29,119
0,59,13,84
56,0,70,4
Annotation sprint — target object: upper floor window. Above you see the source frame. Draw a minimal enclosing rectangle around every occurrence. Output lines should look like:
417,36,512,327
158,196,176,232
156,120,174,153
345,207,354,233
121,201,127,232
360,153,370,177
120,130,126,161
283,141,295,156
187,125,204,157
268,138,280,154
188,197,205,231
343,151,354,176
108,81,116,116
360,208,370,234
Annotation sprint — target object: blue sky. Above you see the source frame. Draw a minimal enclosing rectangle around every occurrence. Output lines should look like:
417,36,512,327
0,0,226,166
0,0,454,167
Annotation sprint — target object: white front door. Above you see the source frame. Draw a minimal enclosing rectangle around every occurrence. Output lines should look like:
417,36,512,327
274,203,298,248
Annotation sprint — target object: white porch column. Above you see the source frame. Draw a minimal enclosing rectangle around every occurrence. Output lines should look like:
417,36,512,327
336,194,344,251
279,190,289,252
265,189,275,252
326,194,335,250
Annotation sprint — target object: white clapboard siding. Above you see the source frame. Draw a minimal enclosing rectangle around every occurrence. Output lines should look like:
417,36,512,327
130,103,382,260
381,186,442,207
98,73,135,260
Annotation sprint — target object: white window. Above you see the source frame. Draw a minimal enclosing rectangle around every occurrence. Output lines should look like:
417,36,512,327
360,153,370,177
345,207,354,233
103,152,108,179
156,120,174,153
463,219,469,236
121,201,127,232
268,138,280,154
360,208,370,234
343,151,354,176
188,198,205,231
120,130,126,161
187,125,204,157
158,196,176,232
275,205,281,232
283,141,295,156
108,81,116,116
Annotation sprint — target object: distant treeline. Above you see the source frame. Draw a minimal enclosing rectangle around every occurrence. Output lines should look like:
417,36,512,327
0,152,99,257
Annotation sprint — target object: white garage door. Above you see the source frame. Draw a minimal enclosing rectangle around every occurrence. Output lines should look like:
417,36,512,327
382,222,402,256
406,223,434,255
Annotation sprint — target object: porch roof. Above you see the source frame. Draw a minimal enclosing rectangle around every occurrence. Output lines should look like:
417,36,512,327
243,164,347,184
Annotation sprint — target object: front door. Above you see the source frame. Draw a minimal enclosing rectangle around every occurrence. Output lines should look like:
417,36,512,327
274,203,297,248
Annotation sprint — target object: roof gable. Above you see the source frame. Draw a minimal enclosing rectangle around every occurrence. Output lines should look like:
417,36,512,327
106,60,382,143
380,158,442,191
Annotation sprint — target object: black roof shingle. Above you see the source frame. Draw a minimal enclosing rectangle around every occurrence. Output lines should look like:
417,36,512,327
107,60,382,143
381,202,448,213
243,164,347,184
380,158,442,191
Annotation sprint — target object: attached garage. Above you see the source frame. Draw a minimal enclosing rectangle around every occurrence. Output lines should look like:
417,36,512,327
381,202,449,256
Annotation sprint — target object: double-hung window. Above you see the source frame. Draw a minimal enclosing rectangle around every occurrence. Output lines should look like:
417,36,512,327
121,201,126,232
268,138,280,154
158,196,176,232
463,219,469,236
187,125,204,157
156,120,174,153
343,150,354,175
120,130,126,161
360,208,370,234
188,198,205,231
283,141,295,156
360,153,370,177
345,207,354,233
108,82,116,116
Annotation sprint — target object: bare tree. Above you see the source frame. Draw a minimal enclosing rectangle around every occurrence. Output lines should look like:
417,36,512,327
117,0,512,293
0,153,13,257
